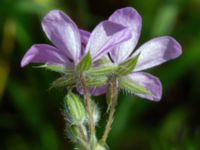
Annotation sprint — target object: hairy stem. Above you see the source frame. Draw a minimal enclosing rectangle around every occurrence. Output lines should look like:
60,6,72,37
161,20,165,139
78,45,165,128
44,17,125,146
80,73,96,149
101,78,118,144
76,137,90,150
78,125,87,143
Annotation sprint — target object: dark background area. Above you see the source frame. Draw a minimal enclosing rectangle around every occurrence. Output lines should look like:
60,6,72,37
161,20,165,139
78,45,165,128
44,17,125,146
1,0,200,149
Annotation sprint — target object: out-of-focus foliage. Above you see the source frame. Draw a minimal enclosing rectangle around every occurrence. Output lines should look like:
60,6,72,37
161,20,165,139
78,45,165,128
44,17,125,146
1,0,200,149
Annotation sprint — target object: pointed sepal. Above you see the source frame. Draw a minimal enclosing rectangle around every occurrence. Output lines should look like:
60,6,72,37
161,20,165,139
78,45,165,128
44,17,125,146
119,76,150,95
85,75,108,88
76,52,92,72
51,75,76,89
86,65,118,76
116,54,140,76
33,64,71,74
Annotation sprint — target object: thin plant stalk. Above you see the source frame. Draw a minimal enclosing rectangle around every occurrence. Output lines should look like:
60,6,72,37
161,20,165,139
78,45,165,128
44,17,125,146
76,137,90,150
80,73,96,149
101,78,118,144
78,125,87,143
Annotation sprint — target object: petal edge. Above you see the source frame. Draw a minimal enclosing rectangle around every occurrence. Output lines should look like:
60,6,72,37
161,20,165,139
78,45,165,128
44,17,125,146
86,21,132,62
132,36,182,71
21,44,71,67
109,7,142,63
121,72,162,101
42,10,81,64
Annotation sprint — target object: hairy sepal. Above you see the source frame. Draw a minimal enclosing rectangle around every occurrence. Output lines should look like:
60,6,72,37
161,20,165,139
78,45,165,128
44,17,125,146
76,52,92,72
34,64,73,74
86,65,118,76
119,77,151,95
51,75,76,89
116,54,140,76
85,75,108,88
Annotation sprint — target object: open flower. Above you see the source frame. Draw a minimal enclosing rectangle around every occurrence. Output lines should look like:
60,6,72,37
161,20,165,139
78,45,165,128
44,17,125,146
106,7,182,101
21,10,131,69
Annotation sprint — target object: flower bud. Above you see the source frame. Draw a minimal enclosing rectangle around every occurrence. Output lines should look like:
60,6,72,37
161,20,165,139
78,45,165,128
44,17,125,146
68,125,80,142
64,92,86,125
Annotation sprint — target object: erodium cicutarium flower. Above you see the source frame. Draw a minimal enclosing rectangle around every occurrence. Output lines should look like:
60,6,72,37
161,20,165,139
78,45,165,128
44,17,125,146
105,7,182,101
20,7,182,150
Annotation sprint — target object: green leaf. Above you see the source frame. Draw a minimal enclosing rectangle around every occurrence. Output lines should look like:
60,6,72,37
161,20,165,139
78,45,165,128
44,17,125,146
76,52,92,72
116,54,140,76
119,77,150,95
86,65,118,76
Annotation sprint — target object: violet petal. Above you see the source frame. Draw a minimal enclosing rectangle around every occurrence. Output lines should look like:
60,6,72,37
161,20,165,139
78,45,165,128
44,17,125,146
109,7,142,64
80,29,90,45
79,29,90,56
20,44,72,67
85,21,132,62
42,10,81,64
77,86,107,96
132,36,182,72
126,72,162,101
88,86,107,96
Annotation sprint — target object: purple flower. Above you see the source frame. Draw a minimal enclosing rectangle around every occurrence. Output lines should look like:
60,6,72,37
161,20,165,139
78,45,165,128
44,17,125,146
20,10,131,68
89,7,182,99
106,7,182,101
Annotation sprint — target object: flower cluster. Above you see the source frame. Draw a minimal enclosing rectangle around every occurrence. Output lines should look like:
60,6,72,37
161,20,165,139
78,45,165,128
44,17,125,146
21,7,182,150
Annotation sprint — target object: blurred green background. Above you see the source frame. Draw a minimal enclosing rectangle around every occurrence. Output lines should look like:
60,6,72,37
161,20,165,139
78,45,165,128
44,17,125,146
1,0,200,149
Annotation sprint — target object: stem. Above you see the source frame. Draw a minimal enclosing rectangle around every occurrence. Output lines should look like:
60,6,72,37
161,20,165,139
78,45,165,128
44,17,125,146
101,78,118,144
80,73,96,149
77,137,90,150
78,125,87,142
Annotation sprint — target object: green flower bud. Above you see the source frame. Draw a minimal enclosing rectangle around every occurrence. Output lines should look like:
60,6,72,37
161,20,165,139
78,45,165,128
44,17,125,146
64,92,86,125
68,125,80,142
